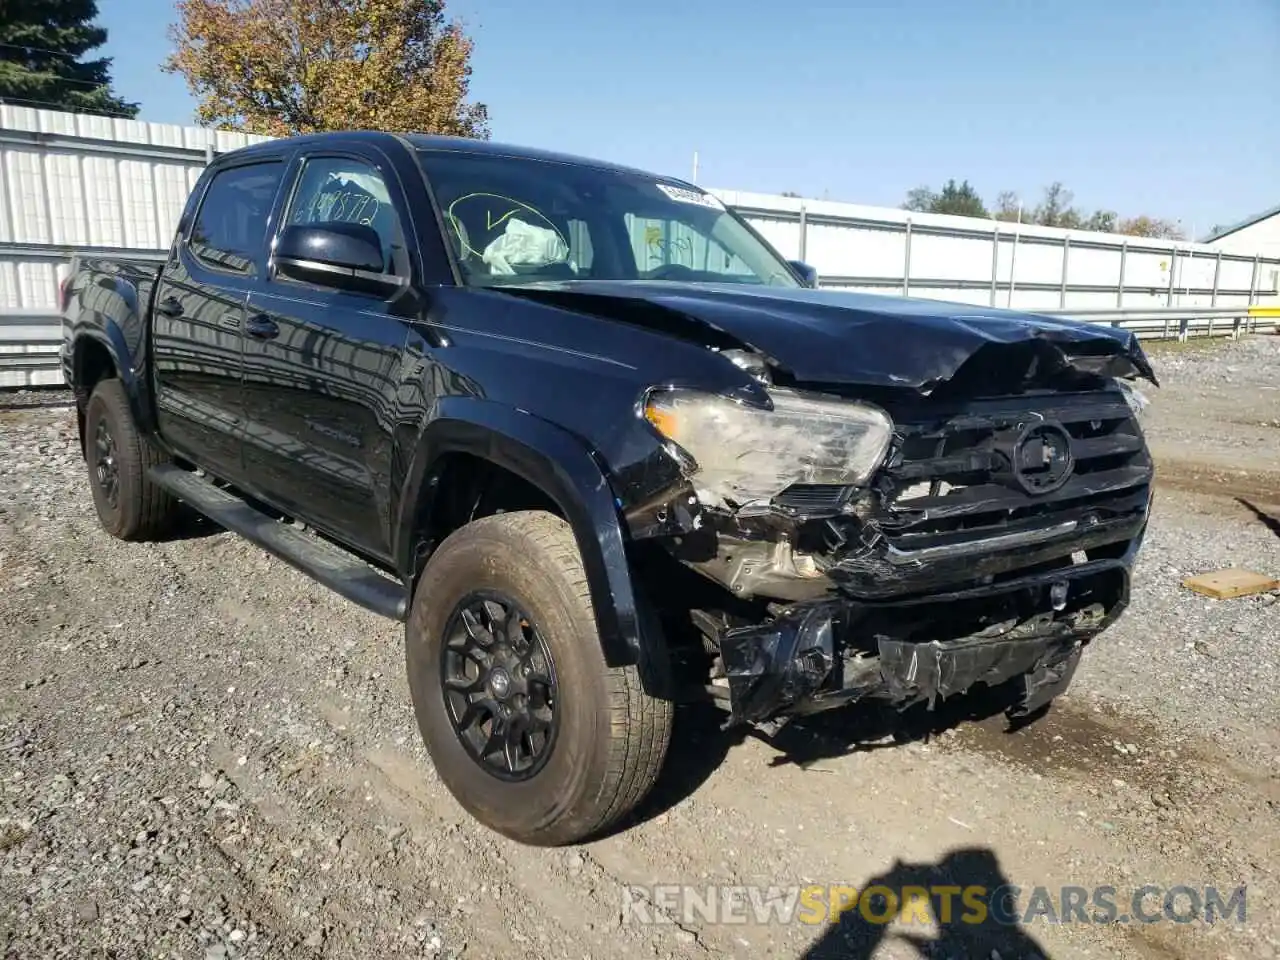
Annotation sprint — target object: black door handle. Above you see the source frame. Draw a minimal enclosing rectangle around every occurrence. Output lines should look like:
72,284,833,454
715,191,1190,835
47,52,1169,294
156,296,184,318
245,314,279,340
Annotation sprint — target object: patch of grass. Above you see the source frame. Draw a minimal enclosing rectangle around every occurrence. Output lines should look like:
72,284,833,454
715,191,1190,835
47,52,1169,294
1139,336,1236,356
0,823,31,852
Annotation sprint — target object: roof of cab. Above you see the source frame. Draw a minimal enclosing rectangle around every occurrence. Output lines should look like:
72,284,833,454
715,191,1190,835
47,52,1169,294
404,134,662,179
219,130,676,183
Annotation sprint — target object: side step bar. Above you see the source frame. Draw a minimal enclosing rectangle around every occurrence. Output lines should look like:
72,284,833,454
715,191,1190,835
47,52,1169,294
149,464,408,621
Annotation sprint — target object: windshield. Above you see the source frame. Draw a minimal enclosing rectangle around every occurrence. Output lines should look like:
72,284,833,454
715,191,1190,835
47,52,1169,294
417,150,799,289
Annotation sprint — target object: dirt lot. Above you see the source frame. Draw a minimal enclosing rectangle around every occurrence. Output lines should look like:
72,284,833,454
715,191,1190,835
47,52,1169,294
2,335,1278,960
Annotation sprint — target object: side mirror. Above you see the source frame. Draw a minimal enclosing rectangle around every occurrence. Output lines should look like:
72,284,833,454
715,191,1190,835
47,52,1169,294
788,260,819,289
273,223,405,294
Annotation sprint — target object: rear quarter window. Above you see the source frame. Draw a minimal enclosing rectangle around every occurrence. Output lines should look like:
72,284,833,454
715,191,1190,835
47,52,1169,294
188,161,284,275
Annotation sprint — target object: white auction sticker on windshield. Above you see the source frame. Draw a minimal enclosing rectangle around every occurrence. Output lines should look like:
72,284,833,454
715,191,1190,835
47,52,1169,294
656,183,724,209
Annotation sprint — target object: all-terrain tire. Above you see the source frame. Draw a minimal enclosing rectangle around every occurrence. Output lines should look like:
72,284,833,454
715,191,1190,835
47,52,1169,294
83,378,177,541
406,510,672,846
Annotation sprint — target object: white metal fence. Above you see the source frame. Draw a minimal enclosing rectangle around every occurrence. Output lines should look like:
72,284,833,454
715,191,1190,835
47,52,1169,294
2,105,1278,388
717,189,1280,312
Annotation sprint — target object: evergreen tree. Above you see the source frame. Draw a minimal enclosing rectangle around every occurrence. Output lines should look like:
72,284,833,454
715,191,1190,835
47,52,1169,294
903,180,989,218
931,180,989,218
0,0,138,117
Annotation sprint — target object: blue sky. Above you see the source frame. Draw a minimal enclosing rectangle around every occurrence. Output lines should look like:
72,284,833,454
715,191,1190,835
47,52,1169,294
99,0,1278,235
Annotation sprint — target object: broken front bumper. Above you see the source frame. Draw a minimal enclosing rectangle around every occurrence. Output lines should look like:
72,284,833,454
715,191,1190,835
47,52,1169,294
718,553,1134,727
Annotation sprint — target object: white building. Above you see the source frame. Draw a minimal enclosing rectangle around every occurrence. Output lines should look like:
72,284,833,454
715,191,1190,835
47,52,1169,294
1206,204,1280,258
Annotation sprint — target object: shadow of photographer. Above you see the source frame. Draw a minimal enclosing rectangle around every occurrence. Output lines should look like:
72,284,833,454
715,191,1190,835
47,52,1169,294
801,847,1053,960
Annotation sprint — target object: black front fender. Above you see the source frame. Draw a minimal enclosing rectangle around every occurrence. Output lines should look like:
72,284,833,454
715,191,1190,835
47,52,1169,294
395,397,670,697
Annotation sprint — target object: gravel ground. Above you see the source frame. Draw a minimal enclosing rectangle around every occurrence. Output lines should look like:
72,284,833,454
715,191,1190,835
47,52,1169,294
1142,334,1280,480
1093,334,1280,766
2,335,1278,960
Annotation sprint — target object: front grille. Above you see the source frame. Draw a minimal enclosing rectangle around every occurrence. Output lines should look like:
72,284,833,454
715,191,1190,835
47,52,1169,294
874,390,1152,557
774,483,852,514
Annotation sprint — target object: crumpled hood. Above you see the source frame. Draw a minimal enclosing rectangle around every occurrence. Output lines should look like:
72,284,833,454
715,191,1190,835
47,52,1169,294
500,280,1158,390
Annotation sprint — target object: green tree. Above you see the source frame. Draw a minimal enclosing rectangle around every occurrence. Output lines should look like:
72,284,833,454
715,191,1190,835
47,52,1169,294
933,179,988,218
0,0,137,116
1084,210,1118,233
912,180,1184,238
993,191,1023,223
1032,182,1078,228
993,184,1180,236
1118,216,1184,240
902,180,989,218
166,0,488,137
1058,208,1085,229
903,185,937,213
1025,184,1121,232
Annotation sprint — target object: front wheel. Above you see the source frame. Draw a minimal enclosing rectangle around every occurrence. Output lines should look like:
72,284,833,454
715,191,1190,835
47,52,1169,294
406,511,672,846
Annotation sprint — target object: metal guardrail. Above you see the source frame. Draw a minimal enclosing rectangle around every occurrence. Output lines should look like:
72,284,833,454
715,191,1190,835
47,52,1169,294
0,312,63,388
3,305,1276,389
1043,305,1280,340
0,127,222,165
0,347,62,388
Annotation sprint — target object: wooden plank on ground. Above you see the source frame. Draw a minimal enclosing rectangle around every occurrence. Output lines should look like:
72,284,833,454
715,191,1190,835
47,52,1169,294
1182,568,1280,599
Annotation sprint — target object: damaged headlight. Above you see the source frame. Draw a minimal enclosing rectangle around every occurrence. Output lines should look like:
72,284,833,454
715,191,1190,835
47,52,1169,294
1112,377,1149,419
643,387,893,506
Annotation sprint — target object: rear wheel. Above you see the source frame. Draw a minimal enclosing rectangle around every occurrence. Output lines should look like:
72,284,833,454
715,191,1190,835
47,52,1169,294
406,510,672,845
83,378,177,540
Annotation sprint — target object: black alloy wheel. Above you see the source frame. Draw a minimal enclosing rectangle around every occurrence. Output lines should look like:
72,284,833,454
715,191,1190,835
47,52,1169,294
405,510,672,845
93,418,120,508
440,593,559,781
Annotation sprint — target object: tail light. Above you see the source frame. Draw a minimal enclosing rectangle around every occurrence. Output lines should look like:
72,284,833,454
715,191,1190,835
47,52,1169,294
58,272,72,313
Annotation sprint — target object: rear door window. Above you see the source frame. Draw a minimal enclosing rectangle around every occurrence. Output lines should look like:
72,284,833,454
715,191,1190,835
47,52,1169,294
188,161,284,275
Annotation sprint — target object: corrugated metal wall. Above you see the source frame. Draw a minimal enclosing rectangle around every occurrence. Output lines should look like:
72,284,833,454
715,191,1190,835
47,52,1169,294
0,106,272,386
2,105,1278,387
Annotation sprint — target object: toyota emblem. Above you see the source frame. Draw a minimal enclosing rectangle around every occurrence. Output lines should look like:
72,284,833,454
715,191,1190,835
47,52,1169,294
1011,422,1075,495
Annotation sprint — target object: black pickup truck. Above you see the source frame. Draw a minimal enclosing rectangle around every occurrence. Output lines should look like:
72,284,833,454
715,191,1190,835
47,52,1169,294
62,131,1156,845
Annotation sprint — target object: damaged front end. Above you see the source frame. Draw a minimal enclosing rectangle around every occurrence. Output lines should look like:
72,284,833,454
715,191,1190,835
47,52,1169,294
631,335,1155,730
716,558,1130,729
